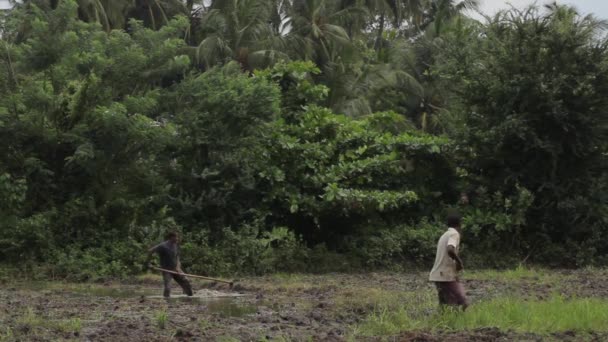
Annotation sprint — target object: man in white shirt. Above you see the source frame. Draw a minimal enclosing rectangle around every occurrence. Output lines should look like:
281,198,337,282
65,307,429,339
429,212,468,310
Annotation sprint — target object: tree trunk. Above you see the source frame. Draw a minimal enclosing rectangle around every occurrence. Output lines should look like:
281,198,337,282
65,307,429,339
375,12,385,52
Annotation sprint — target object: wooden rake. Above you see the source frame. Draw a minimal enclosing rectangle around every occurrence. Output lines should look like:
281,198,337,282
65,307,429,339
150,265,235,288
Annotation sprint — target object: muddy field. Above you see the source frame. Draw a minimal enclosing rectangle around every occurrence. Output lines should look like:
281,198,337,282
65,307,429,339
2,269,608,341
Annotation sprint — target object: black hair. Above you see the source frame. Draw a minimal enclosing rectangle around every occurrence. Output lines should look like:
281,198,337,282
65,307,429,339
165,231,178,240
447,212,462,227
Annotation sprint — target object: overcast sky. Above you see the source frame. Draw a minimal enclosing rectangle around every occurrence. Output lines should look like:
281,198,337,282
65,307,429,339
473,0,608,19
0,0,12,10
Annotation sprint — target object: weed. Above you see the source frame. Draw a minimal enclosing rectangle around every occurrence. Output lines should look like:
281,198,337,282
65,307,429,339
199,319,213,331
0,327,13,342
154,310,168,329
56,317,82,333
16,307,82,334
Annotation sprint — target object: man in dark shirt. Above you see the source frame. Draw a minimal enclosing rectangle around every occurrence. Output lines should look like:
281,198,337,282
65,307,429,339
145,232,193,297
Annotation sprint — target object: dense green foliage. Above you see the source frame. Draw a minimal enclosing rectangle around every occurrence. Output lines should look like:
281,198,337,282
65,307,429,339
435,6,608,265
0,1,606,279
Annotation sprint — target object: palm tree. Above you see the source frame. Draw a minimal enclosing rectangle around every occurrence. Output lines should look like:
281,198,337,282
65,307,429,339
333,0,428,51
402,0,427,27
21,0,187,31
194,0,289,71
324,38,423,117
428,0,478,35
76,0,132,30
128,0,188,30
287,0,357,67
364,0,402,50
390,0,480,131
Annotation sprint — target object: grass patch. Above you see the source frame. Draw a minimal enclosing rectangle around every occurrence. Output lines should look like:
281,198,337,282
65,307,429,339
0,327,13,342
269,273,307,282
17,307,82,334
357,295,608,336
199,318,214,331
467,265,558,283
154,310,169,329
216,336,240,342
264,273,335,291
133,273,163,283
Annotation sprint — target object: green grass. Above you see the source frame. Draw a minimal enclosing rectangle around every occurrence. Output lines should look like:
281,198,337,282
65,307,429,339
199,318,213,331
16,307,82,334
467,264,558,283
134,273,164,283
357,295,608,336
0,327,13,342
154,310,168,329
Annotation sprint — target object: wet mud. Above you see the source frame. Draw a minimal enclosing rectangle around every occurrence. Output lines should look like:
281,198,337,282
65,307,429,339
1,270,607,341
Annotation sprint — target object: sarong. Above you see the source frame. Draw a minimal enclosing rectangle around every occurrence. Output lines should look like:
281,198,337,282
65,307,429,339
434,281,468,306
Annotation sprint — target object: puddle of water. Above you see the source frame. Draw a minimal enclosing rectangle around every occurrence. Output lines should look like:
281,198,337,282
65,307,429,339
17,281,260,318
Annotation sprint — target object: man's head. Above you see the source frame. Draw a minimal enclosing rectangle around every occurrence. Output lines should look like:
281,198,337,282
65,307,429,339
447,212,462,229
165,231,179,244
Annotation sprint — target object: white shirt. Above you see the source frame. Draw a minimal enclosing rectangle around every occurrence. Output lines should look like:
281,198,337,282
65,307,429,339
429,227,461,282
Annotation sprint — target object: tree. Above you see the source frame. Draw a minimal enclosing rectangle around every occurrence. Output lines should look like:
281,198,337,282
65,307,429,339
427,0,478,35
435,5,608,263
160,62,281,231
287,0,355,67
17,0,187,31
323,43,424,117
251,62,456,247
0,0,185,271
193,0,289,70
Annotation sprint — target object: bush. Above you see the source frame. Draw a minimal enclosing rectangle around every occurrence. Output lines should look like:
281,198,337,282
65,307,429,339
435,6,608,263
345,219,444,268
49,247,131,281
257,105,455,246
180,225,309,276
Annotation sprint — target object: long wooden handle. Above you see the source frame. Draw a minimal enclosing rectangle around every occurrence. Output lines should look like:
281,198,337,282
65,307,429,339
150,266,234,285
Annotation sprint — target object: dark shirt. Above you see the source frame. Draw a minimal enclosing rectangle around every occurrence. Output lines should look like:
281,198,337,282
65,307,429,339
152,240,179,270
